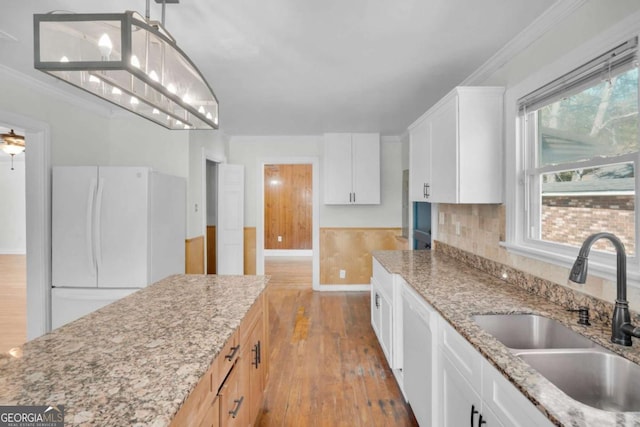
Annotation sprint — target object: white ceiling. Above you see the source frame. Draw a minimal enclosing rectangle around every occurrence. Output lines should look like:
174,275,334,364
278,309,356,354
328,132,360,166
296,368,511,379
0,0,557,135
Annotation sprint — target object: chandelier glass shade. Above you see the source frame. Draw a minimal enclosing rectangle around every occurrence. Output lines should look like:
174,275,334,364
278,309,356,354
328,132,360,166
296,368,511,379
34,12,219,130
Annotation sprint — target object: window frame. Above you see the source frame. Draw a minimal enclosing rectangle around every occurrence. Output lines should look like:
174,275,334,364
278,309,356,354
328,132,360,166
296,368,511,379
504,31,640,287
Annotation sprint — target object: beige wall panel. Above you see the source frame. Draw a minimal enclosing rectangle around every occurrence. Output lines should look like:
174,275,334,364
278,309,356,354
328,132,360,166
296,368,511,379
206,226,216,275
185,236,204,274
320,228,403,285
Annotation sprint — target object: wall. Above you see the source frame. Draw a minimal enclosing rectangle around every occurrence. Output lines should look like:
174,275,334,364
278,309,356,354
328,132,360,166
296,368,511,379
227,135,402,228
0,157,26,253
435,0,640,310
264,164,312,250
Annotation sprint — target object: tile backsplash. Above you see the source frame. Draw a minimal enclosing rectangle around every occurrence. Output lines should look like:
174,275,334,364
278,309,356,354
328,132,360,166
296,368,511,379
436,203,640,319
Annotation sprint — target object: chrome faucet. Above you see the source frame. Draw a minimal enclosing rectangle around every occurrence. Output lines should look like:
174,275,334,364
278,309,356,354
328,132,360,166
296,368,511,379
569,232,640,346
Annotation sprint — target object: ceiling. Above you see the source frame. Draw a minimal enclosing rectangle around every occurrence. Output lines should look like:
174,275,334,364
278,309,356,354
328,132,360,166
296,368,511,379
0,0,557,136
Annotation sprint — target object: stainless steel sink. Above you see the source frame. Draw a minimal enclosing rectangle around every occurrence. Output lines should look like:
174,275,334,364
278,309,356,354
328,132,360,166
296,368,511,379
517,350,640,412
472,313,597,349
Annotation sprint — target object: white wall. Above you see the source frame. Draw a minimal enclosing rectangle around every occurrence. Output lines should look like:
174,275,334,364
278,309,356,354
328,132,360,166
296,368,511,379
228,135,402,228
0,156,26,253
481,0,640,88
0,67,223,240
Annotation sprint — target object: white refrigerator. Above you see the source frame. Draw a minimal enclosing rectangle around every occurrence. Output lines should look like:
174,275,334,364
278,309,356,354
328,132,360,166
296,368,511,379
51,166,185,329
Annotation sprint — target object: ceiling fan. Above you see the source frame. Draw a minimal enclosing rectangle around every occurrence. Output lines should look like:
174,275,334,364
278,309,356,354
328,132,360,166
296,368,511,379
0,129,26,170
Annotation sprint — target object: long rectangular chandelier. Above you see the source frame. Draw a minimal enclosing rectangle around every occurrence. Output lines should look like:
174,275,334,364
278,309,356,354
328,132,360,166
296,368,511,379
34,10,219,130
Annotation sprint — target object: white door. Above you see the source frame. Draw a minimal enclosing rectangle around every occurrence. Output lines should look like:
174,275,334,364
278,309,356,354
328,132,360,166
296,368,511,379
52,166,99,288
441,354,482,427
97,167,149,287
217,164,245,275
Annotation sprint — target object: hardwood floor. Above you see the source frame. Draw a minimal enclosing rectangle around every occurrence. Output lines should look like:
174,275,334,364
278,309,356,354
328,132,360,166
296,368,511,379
265,256,313,287
0,255,27,354
257,267,418,426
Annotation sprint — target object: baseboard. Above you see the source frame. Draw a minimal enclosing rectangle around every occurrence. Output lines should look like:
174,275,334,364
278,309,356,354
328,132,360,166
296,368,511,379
316,284,370,292
0,249,27,255
264,249,313,257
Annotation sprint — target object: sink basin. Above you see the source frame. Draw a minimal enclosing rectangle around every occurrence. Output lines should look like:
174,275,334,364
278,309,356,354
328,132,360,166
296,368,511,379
518,350,640,412
473,313,597,349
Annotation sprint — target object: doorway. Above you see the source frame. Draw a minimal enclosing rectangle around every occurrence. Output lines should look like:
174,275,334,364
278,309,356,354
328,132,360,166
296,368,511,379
206,160,218,274
257,157,319,289
264,164,312,285
0,124,26,353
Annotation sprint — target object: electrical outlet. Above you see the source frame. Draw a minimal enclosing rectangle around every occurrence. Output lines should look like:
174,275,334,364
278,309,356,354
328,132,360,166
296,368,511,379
455,222,461,235
277,235,282,242
339,269,346,279
439,212,445,225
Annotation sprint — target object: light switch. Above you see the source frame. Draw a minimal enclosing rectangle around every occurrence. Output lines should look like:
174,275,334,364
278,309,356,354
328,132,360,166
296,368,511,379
277,235,283,242
339,269,346,279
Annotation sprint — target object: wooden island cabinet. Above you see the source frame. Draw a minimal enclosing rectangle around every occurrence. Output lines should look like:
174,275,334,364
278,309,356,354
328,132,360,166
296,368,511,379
171,293,268,427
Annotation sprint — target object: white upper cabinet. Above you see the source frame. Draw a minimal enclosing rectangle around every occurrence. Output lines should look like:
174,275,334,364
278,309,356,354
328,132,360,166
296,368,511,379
409,117,431,202
409,86,504,204
324,133,380,205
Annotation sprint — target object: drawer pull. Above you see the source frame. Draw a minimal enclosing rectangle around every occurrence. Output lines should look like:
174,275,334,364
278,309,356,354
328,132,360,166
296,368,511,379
470,404,478,427
225,345,240,361
229,396,244,418
252,340,262,369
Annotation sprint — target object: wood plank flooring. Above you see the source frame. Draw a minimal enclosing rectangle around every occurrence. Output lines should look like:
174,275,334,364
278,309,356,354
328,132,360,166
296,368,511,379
265,256,313,287
0,255,27,353
258,258,417,426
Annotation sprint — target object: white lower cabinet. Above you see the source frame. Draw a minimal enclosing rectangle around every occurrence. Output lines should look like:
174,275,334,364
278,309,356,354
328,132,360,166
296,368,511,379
439,318,553,427
402,284,437,426
371,274,393,368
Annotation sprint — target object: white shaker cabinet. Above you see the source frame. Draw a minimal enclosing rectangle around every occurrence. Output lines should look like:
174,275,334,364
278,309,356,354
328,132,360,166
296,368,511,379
439,318,553,427
402,284,438,426
408,86,504,204
409,116,432,202
324,133,380,205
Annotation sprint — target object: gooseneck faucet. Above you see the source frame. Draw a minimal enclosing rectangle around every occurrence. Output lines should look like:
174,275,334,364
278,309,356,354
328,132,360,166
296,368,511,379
569,232,640,346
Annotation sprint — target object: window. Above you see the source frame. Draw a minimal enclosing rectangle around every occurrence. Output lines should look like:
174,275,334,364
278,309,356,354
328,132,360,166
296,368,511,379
519,38,639,259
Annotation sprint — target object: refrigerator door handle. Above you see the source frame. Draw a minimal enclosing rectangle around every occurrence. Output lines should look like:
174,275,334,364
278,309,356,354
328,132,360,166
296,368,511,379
95,177,105,272
86,179,98,272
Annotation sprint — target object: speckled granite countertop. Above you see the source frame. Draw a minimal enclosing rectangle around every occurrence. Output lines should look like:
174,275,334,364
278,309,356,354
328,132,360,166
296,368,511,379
373,250,640,427
0,274,268,426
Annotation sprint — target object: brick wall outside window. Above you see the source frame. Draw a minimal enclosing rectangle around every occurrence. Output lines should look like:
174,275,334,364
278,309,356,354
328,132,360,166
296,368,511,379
541,195,635,254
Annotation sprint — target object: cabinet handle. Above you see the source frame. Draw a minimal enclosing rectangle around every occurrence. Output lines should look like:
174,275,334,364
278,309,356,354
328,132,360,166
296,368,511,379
252,340,262,369
228,396,244,418
423,183,427,198
470,404,479,427
375,293,380,308
478,414,487,426
257,340,261,365
349,192,352,203
425,183,430,198
225,345,240,361
353,192,356,203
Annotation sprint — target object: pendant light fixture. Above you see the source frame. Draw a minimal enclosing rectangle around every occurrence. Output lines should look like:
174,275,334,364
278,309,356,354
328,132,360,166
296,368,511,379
33,0,219,130
0,129,26,171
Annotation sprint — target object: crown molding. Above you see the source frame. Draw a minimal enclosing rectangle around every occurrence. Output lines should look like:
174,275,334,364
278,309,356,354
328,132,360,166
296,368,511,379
461,0,588,85
0,63,129,119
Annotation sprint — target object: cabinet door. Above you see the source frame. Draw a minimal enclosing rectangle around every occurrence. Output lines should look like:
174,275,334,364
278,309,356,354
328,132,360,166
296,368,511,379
430,95,458,204
371,279,382,339
242,315,265,426
482,359,553,427
409,118,431,202
324,133,352,204
403,289,435,426
219,365,246,427
441,354,483,427
378,289,393,367
351,133,380,204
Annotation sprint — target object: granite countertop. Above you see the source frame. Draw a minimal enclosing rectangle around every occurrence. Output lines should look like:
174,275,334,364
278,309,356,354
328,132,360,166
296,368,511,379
0,274,269,426
373,250,640,427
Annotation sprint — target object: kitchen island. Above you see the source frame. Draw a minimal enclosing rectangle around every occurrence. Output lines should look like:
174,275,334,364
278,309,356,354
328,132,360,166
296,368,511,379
0,274,269,426
373,248,640,426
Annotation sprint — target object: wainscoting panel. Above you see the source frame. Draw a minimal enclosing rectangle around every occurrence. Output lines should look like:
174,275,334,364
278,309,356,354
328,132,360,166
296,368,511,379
185,236,204,274
244,227,257,275
206,226,216,274
320,228,403,285
264,164,312,250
